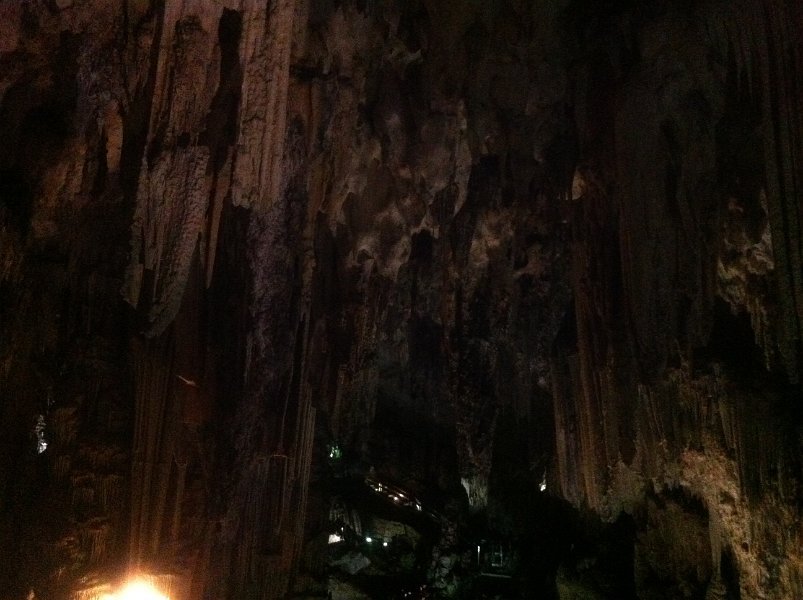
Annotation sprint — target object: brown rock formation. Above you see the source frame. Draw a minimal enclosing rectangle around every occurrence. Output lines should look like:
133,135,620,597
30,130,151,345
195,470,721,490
0,0,801,599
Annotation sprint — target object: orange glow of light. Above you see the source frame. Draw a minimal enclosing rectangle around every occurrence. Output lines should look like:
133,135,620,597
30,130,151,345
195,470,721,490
102,579,169,600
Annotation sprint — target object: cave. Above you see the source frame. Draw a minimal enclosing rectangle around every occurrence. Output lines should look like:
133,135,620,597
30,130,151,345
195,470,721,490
1,1,802,599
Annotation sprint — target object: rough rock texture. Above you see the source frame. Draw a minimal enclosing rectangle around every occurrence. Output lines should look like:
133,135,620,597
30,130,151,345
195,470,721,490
0,0,802,599
552,0,803,598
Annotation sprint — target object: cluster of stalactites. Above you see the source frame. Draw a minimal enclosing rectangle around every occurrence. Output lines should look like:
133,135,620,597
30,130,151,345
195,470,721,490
704,0,803,381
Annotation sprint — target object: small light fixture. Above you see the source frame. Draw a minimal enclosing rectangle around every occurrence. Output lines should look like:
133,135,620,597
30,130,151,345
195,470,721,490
382,541,388,547
365,536,373,543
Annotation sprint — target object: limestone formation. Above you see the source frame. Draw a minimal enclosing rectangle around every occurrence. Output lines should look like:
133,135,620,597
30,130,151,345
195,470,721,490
0,0,801,599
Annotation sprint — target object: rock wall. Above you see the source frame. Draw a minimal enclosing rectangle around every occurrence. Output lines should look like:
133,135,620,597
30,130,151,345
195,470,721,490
553,0,803,597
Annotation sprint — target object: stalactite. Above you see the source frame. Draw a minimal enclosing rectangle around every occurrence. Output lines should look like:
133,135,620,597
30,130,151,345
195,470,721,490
232,0,300,211
717,192,775,363
292,399,316,566
551,350,585,507
170,458,187,544
130,338,174,566
703,0,803,380
231,458,270,596
79,519,110,565
99,474,124,513
709,508,723,574
54,455,71,483
148,378,183,557
124,147,210,336
265,453,289,547
120,1,228,338
557,2,803,593
232,341,317,598
204,156,230,287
